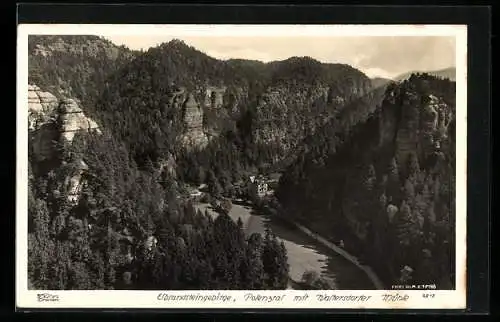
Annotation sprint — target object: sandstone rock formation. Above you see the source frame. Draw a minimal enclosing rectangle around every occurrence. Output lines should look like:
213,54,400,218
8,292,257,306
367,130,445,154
252,85,334,159
28,84,59,130
64,159,89,204
386,204,398,223
29,85,61,163
144,235,158,252
29,84,101,146
379,90,454,171
181,93,208,148
29,84,102,204
59,98,101,142
203,86,226,109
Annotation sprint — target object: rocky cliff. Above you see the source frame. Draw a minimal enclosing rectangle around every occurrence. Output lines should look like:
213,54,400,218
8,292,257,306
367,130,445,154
29,84,101,203
253,85,331,154
203,86,227,109
251,74,373,161
59,98,101,142
180,93,209,148
378,81,454,171
28,84,59,130
87,40,375,167
29,85,101,160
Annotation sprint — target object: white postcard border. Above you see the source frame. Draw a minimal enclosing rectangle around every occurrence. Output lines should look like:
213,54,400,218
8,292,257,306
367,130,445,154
16,24,468,310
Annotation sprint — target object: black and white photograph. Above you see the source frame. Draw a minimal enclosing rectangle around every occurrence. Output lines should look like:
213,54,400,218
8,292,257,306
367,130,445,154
17,24,467,309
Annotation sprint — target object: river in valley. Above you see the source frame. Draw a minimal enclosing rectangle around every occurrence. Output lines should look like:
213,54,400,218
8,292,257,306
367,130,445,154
194,200,377,290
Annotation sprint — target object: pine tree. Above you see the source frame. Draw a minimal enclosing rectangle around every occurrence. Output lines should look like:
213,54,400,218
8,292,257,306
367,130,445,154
414,183,431,229
237,217,244,231
240,233,265,289
407,152,421,183
395,200,419,247
364,163,377,192
262,230,289,289
48,241,71,289
403,179,416,205
387,157,401,202
360,163,377,222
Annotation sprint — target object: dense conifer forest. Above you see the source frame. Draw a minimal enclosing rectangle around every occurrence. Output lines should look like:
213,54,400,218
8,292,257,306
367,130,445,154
276,75,456,288
27,35,456,290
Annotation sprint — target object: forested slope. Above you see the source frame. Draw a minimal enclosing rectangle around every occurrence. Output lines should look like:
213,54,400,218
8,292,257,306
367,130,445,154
276,74,456,288
27,36,456,291
27,37,292,290
28,35,138,109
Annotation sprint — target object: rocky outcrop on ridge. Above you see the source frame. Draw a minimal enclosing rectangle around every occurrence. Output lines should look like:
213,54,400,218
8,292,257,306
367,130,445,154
28,84,59,130
30,35,136,62
63,159,89,204
59,98,101,142
379,88,454,170
29,84,101,139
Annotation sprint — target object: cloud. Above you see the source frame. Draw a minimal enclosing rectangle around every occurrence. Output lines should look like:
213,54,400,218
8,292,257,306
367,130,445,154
351,36,456,77
104,35,456,79
362,67,396,79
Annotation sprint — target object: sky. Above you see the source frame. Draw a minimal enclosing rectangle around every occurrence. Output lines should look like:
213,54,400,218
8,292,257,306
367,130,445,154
104,35,456,79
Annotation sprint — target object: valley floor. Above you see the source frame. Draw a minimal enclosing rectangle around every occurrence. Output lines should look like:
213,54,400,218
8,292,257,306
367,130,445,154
194,199,378,290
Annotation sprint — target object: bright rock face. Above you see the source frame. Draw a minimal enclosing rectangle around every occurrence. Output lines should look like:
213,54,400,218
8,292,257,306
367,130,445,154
28,84,102,204
29,85,60,162
28,85,101,151
144,236,158,252
32,36,134,61
181,93,208,148
28,84,59,130
64,159,89,204
59,98,101,142
203,86,226,109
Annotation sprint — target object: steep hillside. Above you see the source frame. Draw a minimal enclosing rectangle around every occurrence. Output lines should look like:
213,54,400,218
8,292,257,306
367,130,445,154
276,74,456,289
28,37,374,175
28,35,137,110
90,40,373,179
27,85,289,291
27,37,294,291
252,57,372,161
27,35,457,291
28,84,101,176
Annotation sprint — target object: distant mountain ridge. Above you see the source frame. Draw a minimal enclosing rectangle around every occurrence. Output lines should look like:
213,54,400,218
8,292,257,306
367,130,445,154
394,67,456,82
